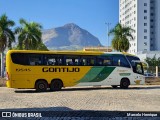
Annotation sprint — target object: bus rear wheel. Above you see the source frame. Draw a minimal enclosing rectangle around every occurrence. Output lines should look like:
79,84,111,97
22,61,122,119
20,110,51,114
50,80,63,91
120,79,130,89
35,80,48,92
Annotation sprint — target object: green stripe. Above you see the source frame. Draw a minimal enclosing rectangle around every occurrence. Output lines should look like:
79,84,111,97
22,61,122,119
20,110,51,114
78,67,104,82
78,66,115,83
90,67,115,82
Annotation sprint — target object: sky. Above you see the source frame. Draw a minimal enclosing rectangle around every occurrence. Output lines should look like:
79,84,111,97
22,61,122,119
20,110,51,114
0,0,119,46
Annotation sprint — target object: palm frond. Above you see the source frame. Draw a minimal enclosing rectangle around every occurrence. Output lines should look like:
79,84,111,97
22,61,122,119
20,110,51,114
16,19,42,50
0,14,15,51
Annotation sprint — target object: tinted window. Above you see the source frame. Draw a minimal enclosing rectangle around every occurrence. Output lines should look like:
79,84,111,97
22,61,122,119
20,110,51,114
65,55,80,66
96,56,112,66
11,53,29,65
80,56,96,66
44,54,64,66
11,53,43,66
126,55,140,66
28,54,43,65
112,55,130,68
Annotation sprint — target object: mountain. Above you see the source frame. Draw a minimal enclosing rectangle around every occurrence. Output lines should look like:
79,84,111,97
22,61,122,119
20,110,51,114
42,23,102,50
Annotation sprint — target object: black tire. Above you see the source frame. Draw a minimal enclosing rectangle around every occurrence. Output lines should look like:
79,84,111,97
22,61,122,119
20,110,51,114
111,85,117,88
35,80,48,92
50,80,63,91
120,79,129,89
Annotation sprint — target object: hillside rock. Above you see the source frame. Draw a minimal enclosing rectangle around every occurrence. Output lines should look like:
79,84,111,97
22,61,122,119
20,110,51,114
42,23,102,50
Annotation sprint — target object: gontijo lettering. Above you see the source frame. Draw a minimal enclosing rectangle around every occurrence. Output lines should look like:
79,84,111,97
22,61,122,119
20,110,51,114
42,67,80,72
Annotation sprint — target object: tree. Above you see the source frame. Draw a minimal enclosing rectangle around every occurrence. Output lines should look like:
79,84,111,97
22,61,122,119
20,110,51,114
145,55,160,73
145,55,160,67
0,14,15,77
13,42,49,51
37,42,49,51
109,23,134,52
111,37,120,51
15,19,43,50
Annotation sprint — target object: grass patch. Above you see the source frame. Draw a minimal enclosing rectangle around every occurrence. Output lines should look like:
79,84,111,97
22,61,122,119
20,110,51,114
0,77,6,87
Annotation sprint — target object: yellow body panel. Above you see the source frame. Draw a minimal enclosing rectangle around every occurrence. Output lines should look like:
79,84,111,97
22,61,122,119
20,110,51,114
9,65,92,88
6,50,102,89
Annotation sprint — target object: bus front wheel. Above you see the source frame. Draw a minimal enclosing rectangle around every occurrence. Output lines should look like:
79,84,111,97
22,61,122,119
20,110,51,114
35,80,48,92
120,79,130,89
50,80,63,91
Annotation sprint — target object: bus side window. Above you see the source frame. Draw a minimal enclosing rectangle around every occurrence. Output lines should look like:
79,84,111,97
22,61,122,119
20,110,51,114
97,56,112,66
57,58,63,65
96,57,103,66
29,54,42,66
80,59,86,66
44,55,56,66
85,58,94,66
66,59,73,65
89,59,95,66
65,56,80,66
11,53,29,65
113,55,130,68
103,56,112,66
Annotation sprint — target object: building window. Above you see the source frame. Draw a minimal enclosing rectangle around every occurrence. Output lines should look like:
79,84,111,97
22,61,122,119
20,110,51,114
151,25,154,28
144,29,147,33
144,42,147,46
151,13,154,16
144,16,147,19
144,23,147,26
144,10,147,13
144,36,147,39
144,3,147,6
150,19,154,22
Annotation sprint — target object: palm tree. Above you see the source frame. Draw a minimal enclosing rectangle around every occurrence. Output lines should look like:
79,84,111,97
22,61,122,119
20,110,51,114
109,23,134,52
37,42,49,51
111,37,120,51
13,41,49,51
15,19,42,50
0,14,15,77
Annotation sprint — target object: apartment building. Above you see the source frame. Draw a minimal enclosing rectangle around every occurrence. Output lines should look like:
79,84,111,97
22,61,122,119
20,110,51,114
119,0,160,55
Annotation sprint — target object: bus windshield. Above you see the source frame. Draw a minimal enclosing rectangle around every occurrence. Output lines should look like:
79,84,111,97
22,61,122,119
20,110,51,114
126,55,144,75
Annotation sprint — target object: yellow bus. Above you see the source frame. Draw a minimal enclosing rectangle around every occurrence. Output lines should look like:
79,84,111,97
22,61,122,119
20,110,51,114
6,50,145,92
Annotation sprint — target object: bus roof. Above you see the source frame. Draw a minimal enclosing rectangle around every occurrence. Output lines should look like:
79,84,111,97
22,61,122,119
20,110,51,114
7,50,124,55
122,52,137,57
7,50,140,57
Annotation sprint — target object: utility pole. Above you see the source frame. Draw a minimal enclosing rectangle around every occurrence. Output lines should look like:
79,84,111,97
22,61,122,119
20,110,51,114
105,22,111,52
